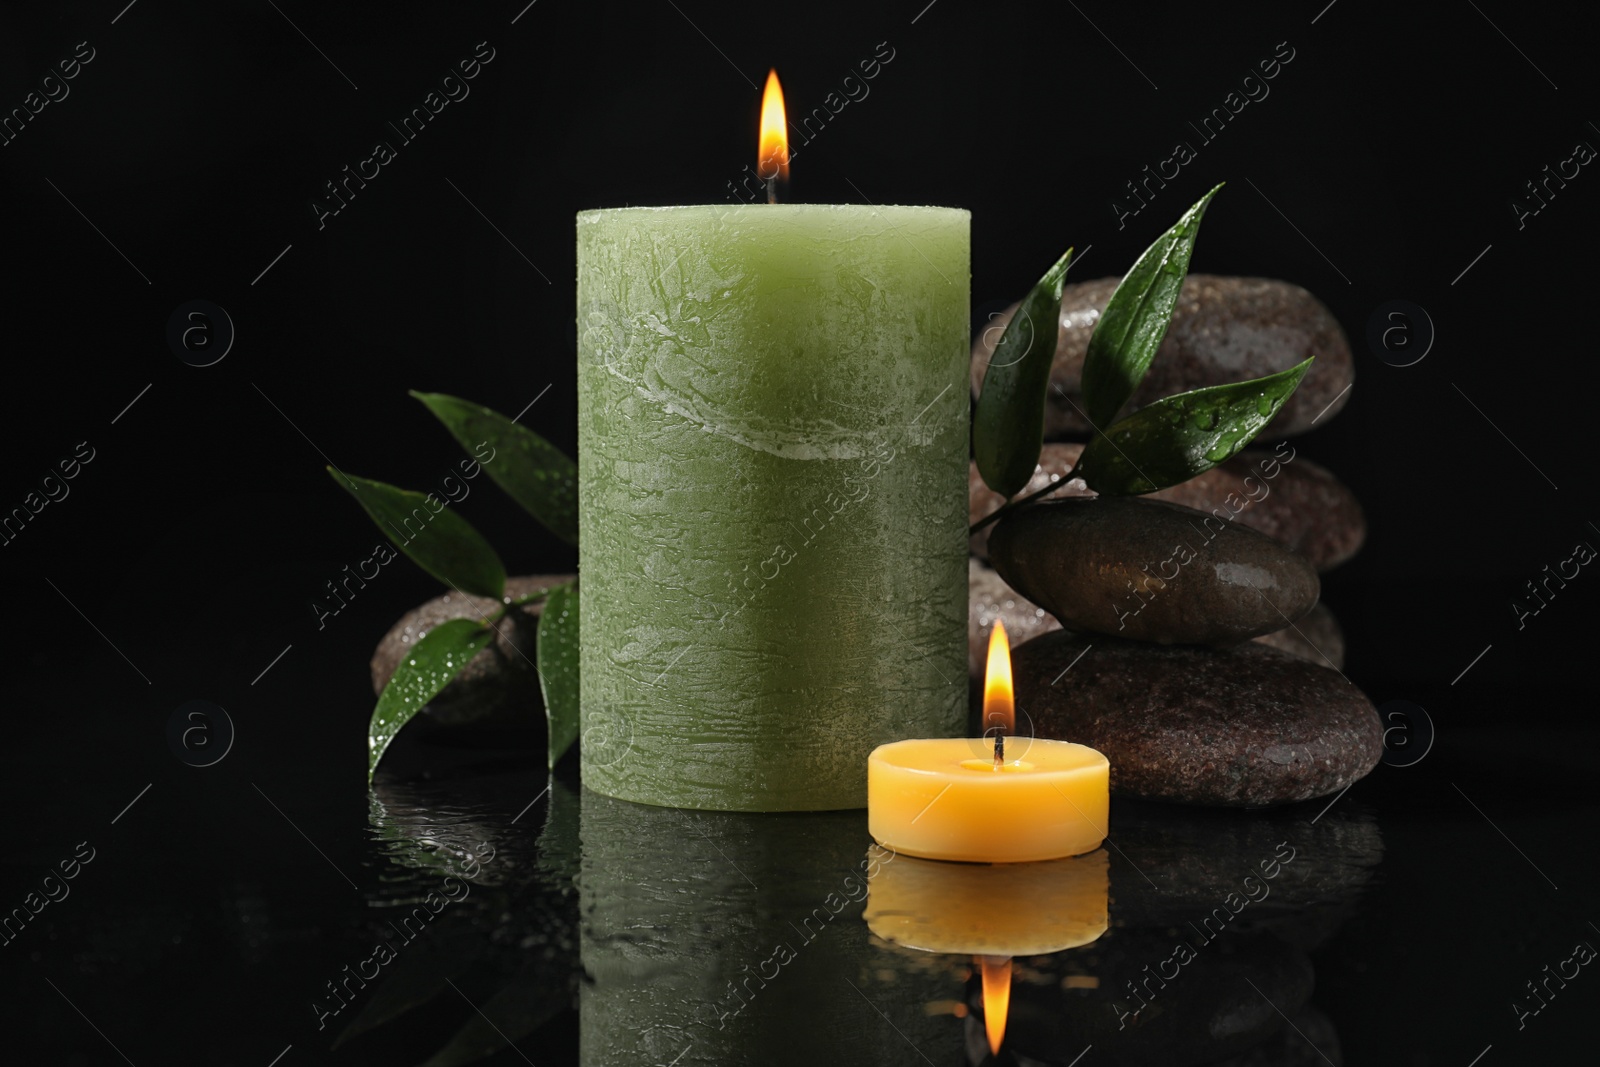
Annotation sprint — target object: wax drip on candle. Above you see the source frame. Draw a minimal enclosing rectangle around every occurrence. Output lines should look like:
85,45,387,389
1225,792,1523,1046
984,620,1014,769
758,68,789,204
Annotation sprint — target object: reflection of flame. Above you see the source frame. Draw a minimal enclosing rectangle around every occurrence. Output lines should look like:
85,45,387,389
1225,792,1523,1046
983,620,1015,738
758,68,789,181
979,955,1012,1055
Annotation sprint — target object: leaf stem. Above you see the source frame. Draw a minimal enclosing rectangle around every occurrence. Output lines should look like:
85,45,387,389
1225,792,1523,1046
506,587,559,608
968,463,1082,535
478,584,564,626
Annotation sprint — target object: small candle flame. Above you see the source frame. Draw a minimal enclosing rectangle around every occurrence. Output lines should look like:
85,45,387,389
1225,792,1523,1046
979,955,1013,1055
983,621,1015,741
758,68,789,184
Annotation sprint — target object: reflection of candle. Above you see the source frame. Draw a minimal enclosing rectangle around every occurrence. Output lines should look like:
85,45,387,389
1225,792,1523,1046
865,848,1109,1055
577,70,970,812
580,791,949,1065
863,848,1109,956
867,622,1110,861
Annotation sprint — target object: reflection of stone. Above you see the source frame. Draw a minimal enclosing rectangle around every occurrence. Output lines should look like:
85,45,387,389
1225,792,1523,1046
997,931,1315,1067
367,768,546,889
345,770,577,1060
1102,799,1383,949
1210,1005,1342,1065
579,790,949,1065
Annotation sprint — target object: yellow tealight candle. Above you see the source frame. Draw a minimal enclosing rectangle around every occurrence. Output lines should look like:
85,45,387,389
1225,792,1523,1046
867,621,1110,863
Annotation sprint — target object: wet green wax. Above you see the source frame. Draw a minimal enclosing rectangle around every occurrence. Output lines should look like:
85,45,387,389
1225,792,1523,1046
576,204,969,811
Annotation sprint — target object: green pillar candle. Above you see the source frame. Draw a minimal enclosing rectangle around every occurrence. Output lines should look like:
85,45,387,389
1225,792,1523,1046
576,204,970,811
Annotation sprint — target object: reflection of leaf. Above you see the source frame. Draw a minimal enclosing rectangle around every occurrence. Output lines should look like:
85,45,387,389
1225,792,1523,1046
331,469,506,598
973,249,1074,498
333,925,480,1048
412,391,578,545
537,777,582,886
1078,358,1313,496
537,583,580,768
368,619,494,782
416,968,568,1067
1080,184,1221,430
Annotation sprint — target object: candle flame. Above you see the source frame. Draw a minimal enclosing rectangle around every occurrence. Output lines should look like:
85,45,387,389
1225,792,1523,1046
983,620,1015,739
758,68,789,183
979,955,1013,1055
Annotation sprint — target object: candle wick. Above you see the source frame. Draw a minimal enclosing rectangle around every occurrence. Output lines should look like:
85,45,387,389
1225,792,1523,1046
993,731,1004,769
766,176,777,205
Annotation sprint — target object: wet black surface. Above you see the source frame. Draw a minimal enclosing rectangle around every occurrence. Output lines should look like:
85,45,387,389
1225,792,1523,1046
7,640,1598,1066
7,1,1600,1063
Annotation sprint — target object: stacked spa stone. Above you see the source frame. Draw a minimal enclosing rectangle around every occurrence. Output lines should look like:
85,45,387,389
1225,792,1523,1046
968,275,1377,806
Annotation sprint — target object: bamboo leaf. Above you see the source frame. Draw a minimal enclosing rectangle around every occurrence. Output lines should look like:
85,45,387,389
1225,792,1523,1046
974,248,1074,497
367,619,495,782
1080,184,1222,429
412,391,578,545
536,582,580,769
1078,357,1313,496
330,470,506,598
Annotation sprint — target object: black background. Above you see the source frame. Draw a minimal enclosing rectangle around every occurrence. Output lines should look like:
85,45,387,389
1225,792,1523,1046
4,1,1599,1064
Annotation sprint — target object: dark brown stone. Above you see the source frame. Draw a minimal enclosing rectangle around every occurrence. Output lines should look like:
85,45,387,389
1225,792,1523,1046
969,442,1365,571
370,575,574,726
1253,602,1344,671
1011,631,1382,806
971,275,1353,440
988,497,1320,645
969,561,1344,674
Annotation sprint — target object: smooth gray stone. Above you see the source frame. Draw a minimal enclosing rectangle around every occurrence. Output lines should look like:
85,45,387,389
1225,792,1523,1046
988,498,1320,645
968,443,1366,571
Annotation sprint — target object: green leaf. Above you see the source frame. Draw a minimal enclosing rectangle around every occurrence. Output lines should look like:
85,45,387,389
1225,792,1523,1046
1078,357,1314,497
411,391,578,545
367,618,495,782
536,582,580,769
974,248,1074,497
330,470,506,598
1080,184,1222,430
